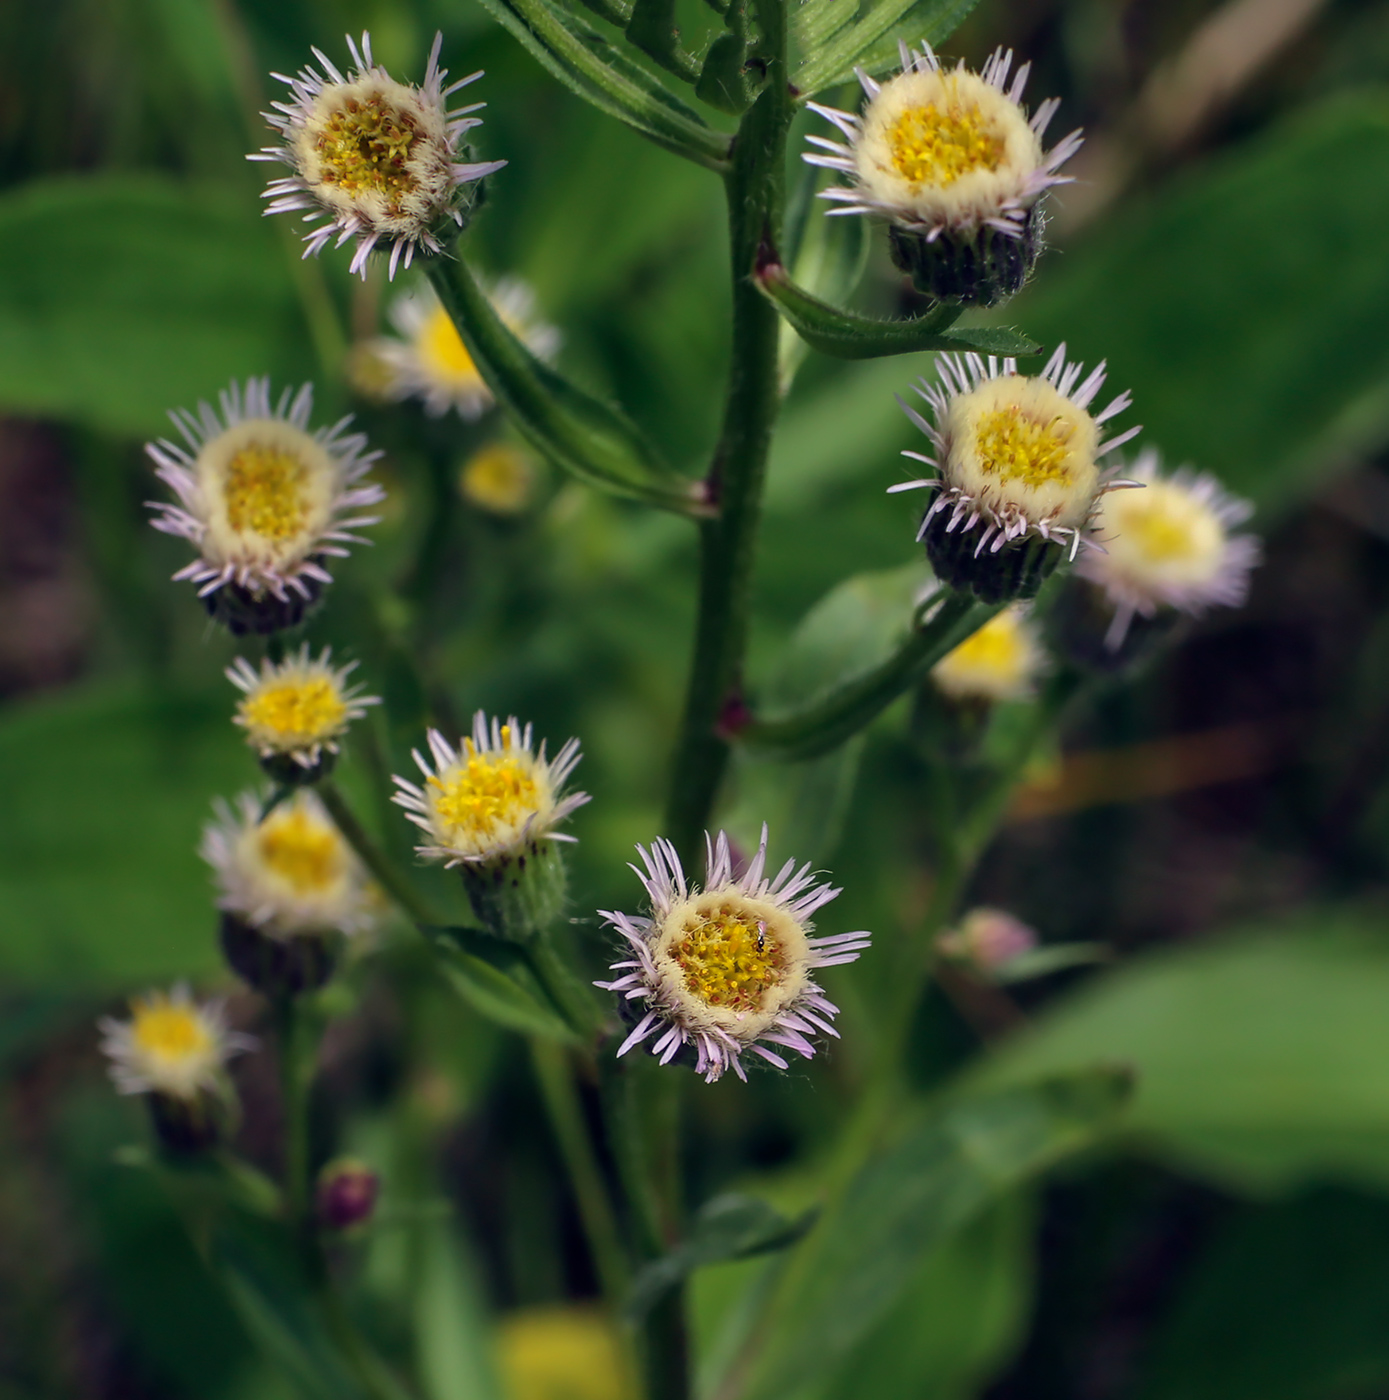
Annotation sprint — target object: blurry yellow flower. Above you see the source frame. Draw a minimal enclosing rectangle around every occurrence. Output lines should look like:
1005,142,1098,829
498,1306,632,1400
931,605,1043,703
462,443,538,515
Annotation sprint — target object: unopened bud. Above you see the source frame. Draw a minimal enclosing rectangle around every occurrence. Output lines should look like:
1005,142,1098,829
937,907,1037,974
317,1159,380,1231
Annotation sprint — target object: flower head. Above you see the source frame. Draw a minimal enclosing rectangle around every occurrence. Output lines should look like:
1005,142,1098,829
936,907,1037,971
228,645,379,772
932,605,1043,702
1076,449,1260,648
596,828,871,1084
202,790,376,938
461,442,539,515
99,985,252,1100
892,346,1140,601
251,32,505,279
805,43,1082,302
371,281,559,419
392,713,588,868
145,379,383,628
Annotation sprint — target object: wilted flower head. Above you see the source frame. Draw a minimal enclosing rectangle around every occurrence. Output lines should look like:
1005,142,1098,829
202,790,376,939
371,280,559,419
892,346,1140,601
392,713,588,868
931,605,1043,702
145,378,383,632
805,43,1082,302
228,646,379,775
596,827,871,1084
99,985,251,1101
251,32,505,279
1076,449,1260,648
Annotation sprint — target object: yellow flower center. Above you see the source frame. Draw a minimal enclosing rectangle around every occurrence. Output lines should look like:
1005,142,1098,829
317,94,420,201
1124,501,1203,562
240,678,348,745
420,306,480,381
429,730,542,844
944,613,1026,678
672,901,784,1013
224,442,311,541
886,98,1005,188
461,443,534,515
131,1000,212,1065
257,808,345,893
973,407,1077,488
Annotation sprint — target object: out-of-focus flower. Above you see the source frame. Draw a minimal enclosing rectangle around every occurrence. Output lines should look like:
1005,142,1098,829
499,1306,633,1400
316,1159,381,1230
145,378,383,634
461,442,539,515
250,32,504,279
891,346,1140,601
228,645,379,781
805,43,1082,303
372,281,559,419
931,605,1044,702
936,907,1037,972
1076,448,1260,648
99,984,251,1100
596,827,870,1084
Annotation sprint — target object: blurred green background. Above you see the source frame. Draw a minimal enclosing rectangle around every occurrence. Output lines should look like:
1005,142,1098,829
7,0,1389,1396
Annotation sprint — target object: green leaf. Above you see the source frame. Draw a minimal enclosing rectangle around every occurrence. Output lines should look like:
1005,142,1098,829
732,1069,1131,1400
626,0,701,81
0,682,247,986
0,175,311,437
756,257,1039,361
427,257,707,516
1017,93,1389,514
626,1193,815,1321
794,0,982,97
991,942,1113,985
472,0,732,170
414,1227,504,1400
424,926,577,1040
968,910,1389,1192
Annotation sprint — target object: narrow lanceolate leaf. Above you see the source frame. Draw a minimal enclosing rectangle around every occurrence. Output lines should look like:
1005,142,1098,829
424,926,577,1040
731,1070,1132,1400
794,0,983,97
626,1194,815,1321
427,258,708,517
626,0,701,81
756,258,1039,361
472,0,732,171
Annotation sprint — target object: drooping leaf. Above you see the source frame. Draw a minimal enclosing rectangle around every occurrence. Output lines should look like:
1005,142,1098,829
0,175,311,437
729,1069,1131,1400
969,910,1389,1192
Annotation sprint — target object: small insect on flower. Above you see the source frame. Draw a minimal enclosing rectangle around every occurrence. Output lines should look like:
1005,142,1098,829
392,712,588,869
1076,448,1260,649
203,790,376,940
892,345,1141,603
596,827,871,1084
931,604,1044,703
805,42,1082,304
228,645,380,782
99,985,252,1102
145,378,384,634
250,31,505,279
371,281,560,420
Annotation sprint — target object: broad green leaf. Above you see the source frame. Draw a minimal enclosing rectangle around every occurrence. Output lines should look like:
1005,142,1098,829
1018,93,1389,514
757,258,1039,361
969,911,1389,1192
731,1069,1130,1400
626,1193,814,1321
816,1194,1034,1400
427,258,706,515
425,927,577,1040
414,1227,504,1400
472,0,732,170
0,682,245,985
0,175,310,437
794,0,982,97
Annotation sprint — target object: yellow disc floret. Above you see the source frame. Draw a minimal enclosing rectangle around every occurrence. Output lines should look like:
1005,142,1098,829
316,94,421,204
224,442,311,542
461,443,536,515
240,677,349,749
428,728,548,852
257,805,347,895
419,306,481,383
1098,479,1225,588
885,94,1005,188
130,993,215,1068
932,606,1040,702
672,901,785,1014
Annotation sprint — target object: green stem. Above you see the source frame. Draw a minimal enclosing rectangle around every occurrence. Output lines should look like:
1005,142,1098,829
529,932,607,1038
318,781,441,928
663,26,794,866
275,995,314,1248
529,1040,631,1307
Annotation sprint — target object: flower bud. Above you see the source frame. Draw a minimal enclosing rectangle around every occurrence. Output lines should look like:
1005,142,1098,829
937,908,1037,975
316,1158,380,1231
